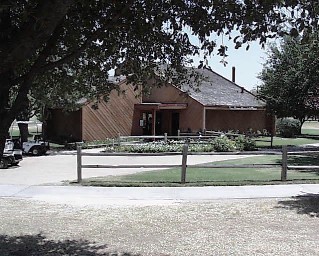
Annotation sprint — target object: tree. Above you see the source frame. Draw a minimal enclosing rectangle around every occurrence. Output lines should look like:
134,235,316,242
258,34,319,132
1,0,319,155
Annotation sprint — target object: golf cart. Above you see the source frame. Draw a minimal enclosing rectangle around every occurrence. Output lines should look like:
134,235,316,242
23,134,50,155
0,139,23,169
15,121,50,156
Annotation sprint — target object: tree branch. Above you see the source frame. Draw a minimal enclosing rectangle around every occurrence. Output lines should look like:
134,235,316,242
10,20,66,117
12,20,66,85
0,0,74,74
9,2,131,117
36,3,131,74
37,35,93,74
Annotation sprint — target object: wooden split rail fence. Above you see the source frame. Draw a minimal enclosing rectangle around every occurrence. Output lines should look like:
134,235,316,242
114,131,273,147
76,144,319,184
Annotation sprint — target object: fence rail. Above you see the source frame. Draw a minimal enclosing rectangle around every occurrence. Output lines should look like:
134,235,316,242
68,130,274,150
76,144,319,184
113,131,274,147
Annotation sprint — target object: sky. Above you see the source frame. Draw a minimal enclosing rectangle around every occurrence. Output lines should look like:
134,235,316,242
186,27,274,91
207,42,268,91
109,30,271,92
191,39,269,91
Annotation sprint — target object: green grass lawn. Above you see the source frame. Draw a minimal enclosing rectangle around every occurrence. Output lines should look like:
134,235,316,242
80,155,319,187
301,129,319,135
255,121,319,148
301,121,319,136
256,136,319,148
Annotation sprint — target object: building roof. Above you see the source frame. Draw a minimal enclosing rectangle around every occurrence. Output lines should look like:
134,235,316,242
179,68,265,108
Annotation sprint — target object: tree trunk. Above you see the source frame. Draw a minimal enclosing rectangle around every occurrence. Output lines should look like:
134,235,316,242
17,107,32,142
298,118,306,135
0,12,18,156
18,122,29,143
0,116,14,156
0,1,74,156
0,71,30,156
0,71,16,156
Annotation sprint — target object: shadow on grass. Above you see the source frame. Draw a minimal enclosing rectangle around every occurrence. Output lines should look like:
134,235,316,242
274,155,319,176
277,193,319,218
288,155,319,167
0,233,139,256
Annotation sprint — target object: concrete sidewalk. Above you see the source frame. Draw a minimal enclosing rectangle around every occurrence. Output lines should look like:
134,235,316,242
1,148,319,207
1,184,319,207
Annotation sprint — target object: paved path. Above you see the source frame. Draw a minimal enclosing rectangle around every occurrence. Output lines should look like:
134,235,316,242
0,148,318,206
0,148,252,185
1,184,319,207
1,149,319,255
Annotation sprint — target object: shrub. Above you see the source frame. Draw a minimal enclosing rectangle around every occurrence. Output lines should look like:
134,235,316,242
104,137,249,153
276,118,301,138
235,135,256,151
105,141,184,153
211,136,236,152
189,143,214,152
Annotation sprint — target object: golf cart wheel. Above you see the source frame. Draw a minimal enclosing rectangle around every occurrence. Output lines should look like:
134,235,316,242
0,158,8,169
31,146,41,156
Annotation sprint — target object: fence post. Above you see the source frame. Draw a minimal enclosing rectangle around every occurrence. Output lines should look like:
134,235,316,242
281,145,288,181
181,143,189,184
117,133,121,146
77,144,82,183
164,133,168,143
177,129,180,139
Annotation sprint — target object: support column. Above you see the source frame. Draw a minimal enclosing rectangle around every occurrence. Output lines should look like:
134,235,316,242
152,109,156,136
202,107,206,131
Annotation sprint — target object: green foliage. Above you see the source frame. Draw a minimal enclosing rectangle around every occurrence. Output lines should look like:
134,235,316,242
119,141,184,153
211,136,236,152
258,34,319,123
2,1,319,113
105,141,213,153
2,1,319,155
189,143,215,152
276,118,301,138
105,135,260,153
235,135,256,151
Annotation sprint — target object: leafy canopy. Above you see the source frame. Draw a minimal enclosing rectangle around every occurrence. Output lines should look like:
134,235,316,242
258,33,319,123
1,0,319,152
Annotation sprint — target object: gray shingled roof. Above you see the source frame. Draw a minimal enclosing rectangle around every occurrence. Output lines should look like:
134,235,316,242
180,68,265,108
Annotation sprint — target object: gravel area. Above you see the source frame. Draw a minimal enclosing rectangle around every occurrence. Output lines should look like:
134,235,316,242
1,197,318,255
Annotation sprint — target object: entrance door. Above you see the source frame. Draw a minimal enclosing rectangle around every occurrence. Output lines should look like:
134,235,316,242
171,112,180,136
155,112,162,135
142,112,153,135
